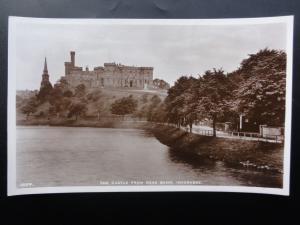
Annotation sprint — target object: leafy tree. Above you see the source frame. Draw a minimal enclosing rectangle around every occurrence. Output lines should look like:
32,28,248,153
150,95,161,105
96,102,105,120
141,94,149,103
60,98,72,109
150,102,168,123
234,49,286,126
21,96,38,120
110,95,138,117
63,90,73,97
86,90,102,102
49,85,63,105
194,69,233,136
145,95,163,121
16,95,24,108
37,82,53,102
134,105,147,120
75,84,86,97
153,78,170,89
68,102,87,120
56,77,69,89
165,76,196,128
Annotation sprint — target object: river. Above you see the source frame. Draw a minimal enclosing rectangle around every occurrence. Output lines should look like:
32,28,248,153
16,126,282,188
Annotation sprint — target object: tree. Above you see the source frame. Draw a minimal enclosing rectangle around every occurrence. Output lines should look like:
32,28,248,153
153,78,170,89
234,49,286,126
56,77,69,90
21,96,38,120
63,90,73,97
86,90,102,102
141,94,149,103
37,82,53,102
49,85,63,105
150,102,168,123
165,76,197,128
96,102,105,120
150,95,161,105
110,95,138,117
68,102,87,120
75,84,86,97
194,69,233,136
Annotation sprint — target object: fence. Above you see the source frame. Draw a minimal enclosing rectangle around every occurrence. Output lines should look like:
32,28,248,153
196,130,214,136
163,123,283,143
190,126,283,143
222,131,283,143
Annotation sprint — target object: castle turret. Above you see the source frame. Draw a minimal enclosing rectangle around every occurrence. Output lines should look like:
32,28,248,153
70,51,75,67
64,51,76,75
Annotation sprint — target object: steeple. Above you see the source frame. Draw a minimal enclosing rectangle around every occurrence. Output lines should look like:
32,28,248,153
43,57,48,73
40,56,52,90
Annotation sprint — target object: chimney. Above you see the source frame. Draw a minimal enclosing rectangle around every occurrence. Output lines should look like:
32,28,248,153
70,51,75,67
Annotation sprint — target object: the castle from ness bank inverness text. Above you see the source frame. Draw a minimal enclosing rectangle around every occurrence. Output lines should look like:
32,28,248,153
64,51,154,89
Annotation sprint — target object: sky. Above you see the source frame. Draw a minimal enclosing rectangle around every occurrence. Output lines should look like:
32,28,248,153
12,19,287,90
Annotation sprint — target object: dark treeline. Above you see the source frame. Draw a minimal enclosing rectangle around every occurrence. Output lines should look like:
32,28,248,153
147,48,286,136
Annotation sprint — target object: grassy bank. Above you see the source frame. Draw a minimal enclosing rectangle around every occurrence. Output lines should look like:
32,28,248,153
150,124,284,174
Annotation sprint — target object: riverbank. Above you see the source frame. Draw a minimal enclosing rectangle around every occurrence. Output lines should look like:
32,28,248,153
17,118,151,129
150,124,284,174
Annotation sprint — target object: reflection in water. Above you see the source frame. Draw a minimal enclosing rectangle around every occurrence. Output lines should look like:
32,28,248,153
17,126,282,188
168,149,282,188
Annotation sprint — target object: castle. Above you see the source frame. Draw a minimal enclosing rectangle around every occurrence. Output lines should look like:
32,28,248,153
63,51,154,89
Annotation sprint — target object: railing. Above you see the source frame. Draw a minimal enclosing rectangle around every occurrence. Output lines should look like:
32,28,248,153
197,130,213,136
263,134,284,143
167,124,283,143
180,126,213,136
224,131,283,143
229,131,261,138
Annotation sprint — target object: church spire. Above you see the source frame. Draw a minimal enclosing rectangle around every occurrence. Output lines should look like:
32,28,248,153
43,57,48,73
40,57,52,90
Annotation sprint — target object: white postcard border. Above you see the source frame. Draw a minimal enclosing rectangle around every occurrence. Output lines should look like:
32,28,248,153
7,16,294,196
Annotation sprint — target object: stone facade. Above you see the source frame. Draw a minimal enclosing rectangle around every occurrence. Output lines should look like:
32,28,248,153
63,51,153,89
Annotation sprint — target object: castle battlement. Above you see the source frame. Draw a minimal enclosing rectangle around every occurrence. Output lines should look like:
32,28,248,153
63,51,153,89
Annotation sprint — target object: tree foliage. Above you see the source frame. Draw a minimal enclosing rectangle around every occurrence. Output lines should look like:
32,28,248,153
233,49,286,126
75,84,86,97
37,82,53,102
67,102,87,120
163,48,286,134
110,95,138,116
21,96,38,120
193,69,233,136
165,76,197,130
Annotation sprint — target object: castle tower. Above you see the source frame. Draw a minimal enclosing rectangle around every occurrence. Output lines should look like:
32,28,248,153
40,57,52,90
64,51,75,75
70,51,75,67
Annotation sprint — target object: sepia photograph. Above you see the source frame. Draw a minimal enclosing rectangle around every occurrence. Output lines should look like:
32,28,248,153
7,16,293,195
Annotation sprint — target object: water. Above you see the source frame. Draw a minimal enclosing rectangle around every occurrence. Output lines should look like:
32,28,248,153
16,126,282,188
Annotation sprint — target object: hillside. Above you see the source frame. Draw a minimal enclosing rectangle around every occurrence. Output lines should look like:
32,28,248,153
16,86,167,124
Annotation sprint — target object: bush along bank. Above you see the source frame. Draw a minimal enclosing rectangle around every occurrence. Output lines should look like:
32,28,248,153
150,125,283,174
